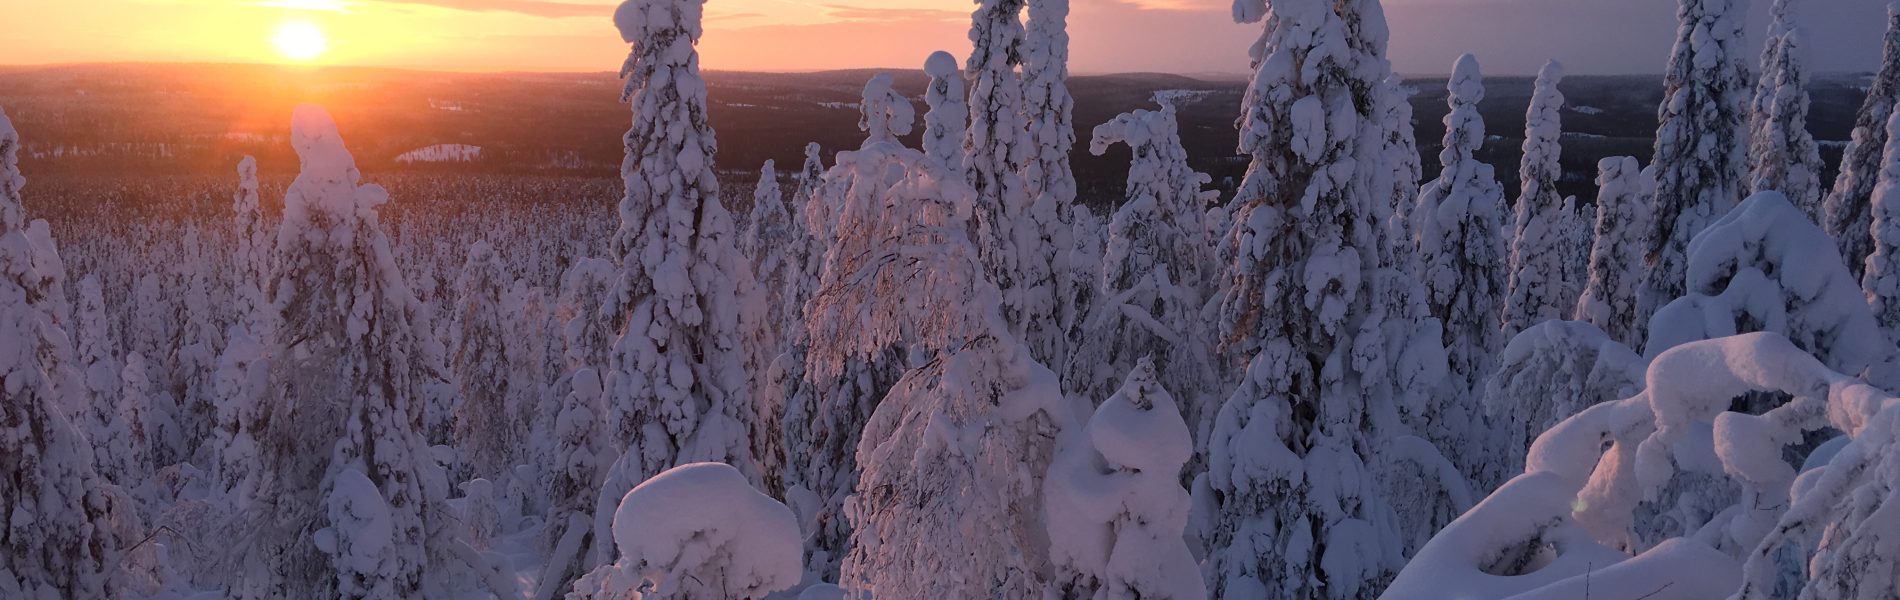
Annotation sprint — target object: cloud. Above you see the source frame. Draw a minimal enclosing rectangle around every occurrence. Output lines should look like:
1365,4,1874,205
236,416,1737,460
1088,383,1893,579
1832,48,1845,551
708,12,767,22
254,0,351,10
1114,0,1222,10
820,4,965,23
361,0,613,19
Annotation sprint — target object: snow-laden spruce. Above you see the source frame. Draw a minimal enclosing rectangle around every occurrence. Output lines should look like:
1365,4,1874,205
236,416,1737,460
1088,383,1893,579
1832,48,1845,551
220,105,475,599
592,0,763,572
74,276,138,485
1746,0,1825,220
1482,320,1648,482
0,106,129,600
1502,60,1579,339
1575,156,1655,345
737,159,792,494
775,76,918,581
921,51,966,172
965,0,1071,372
1205,0,1454,597
1047,359,1205,600
1071,99,1216,445
230,155,273,339
453,240,526,482
1636,0,1753,349
1022,0,1074,213
1022,0,1085,371
568,463,800,600
1823,4,1900,281
1379,74,1424,268
1862,108,1900,340
211,155,276,500
799,74,1072,598
965,0,1031,318
210,317,268,500
538,257,618,600
1415,54,1509,492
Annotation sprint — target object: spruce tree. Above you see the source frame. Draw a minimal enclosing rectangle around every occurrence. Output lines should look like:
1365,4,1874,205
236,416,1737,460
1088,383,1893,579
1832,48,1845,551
0,106,124,599
1204,1,1437,596
1862,110,1900,339
1415,54,1509,492
1502,60,1575,338
1746,0,1825,220
1825,4,1900,281
1636,0,1752,345
231,106,454,598
923,51,968,173
592,0,761,568
1576,157,1655,345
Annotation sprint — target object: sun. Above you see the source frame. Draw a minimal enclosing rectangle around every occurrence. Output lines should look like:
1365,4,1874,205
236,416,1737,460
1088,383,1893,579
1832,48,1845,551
272,22,329,62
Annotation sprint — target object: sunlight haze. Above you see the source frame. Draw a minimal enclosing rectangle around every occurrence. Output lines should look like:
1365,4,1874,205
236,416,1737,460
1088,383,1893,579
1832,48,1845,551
0,0,1894,74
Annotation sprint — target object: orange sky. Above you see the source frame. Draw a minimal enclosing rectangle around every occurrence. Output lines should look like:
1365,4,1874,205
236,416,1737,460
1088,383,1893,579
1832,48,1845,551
0,0,1892,76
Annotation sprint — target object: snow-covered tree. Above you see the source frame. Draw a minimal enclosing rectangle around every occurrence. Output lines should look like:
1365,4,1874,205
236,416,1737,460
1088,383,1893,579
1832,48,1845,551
0,105,124,599
452,241,522,482
592,0,761,570
1824,5,1900,281
965,0,1066,369
231,156,274,338
858,73,914,147
1047,359,1205,600
1204,1,1449,596
171,238,223,464
1393,330,1900,598
1020,0,1081,367
774,76,930,582
1071,99,1216,445
922,51,967,172
1482,320,1647,481
1502,60,1576,338
1379,75,1424,267
800,74,1071,596
1415,54,1509,490
1648,191,1892,386
738,159,793,495
738,162,789,322
1636,0,1753,342
1862,109,1900,341
1575,157,1655,345
112,352,161,486
1556,194,1592,316
568,463,801,600
1746,0,1825,219
210,324,268,498
1022,0,1074,212
229,105,457,598
537,257,619,600
72,275,121,440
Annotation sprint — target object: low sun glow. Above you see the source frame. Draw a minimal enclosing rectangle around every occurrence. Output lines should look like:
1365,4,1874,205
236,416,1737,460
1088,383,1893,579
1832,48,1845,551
272,21,328,62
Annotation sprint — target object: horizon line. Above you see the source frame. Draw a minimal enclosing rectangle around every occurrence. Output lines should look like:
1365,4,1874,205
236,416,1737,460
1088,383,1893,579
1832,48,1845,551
6,60,1871,81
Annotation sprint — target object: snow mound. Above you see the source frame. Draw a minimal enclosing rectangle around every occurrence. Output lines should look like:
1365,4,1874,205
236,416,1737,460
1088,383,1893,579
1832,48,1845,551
1647,191,1890,383
575,462,800,599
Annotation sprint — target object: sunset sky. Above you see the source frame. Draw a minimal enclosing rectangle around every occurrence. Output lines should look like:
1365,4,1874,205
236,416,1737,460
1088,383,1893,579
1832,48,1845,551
1,0,1893,76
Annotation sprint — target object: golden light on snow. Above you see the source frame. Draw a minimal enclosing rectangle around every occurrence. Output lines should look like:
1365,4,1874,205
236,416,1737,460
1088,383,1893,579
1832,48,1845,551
272,21,329,62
